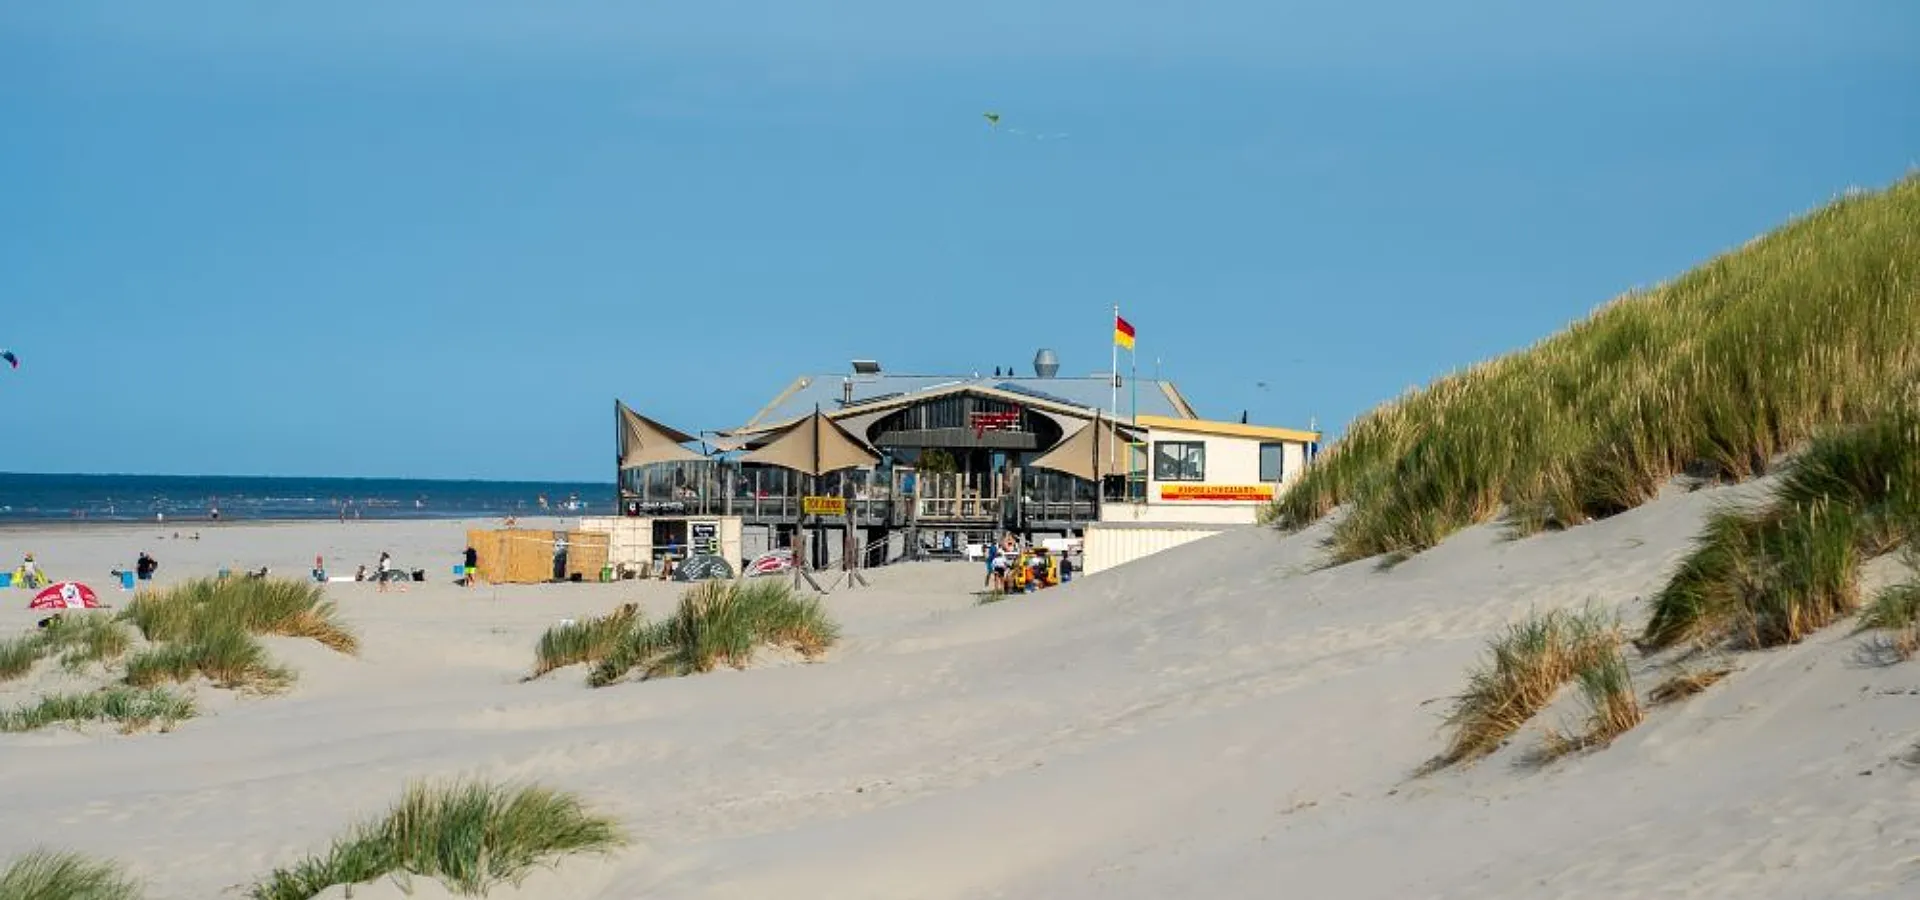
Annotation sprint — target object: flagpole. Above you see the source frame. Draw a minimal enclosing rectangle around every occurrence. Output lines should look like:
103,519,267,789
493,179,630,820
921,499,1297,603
1109,304,1119,472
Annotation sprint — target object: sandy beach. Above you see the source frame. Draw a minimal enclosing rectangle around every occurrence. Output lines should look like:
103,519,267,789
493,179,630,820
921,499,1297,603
2,491,1917,899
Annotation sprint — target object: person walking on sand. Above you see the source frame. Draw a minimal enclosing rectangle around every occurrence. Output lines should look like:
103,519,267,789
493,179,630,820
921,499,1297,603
463,545,479,588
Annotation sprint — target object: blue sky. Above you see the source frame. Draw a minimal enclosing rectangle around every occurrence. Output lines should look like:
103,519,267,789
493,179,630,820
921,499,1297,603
2,1,1915,481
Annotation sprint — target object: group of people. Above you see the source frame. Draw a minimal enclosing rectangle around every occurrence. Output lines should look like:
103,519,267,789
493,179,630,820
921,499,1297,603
12,551,158,591
983,534,1075,594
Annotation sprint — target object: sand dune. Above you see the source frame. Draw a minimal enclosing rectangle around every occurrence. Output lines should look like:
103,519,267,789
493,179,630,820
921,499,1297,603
3,493,1917,898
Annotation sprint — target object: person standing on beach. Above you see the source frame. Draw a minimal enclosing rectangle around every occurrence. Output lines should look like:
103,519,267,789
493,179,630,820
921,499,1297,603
377,551,394,593
463,545,479,588
136,552,158,582
17,553,43,589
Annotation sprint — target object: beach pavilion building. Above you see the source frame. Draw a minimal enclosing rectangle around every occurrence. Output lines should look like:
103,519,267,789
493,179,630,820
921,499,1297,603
606,351,1320,573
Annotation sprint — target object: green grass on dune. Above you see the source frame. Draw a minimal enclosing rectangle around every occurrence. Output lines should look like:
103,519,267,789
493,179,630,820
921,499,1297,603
529,603,640,679
586,579,839,687
0,686,196,734
1855,542,1920,662
1539,634,1643,760
0,850,144,900
248,780,626,900
117,577,356,692
123,577,358,654
525,581,839,687
123,630,293,692
1426,604,1620,771
1274,174,1920,565
0,613,134,682
1641,411,1919,652
0,634,43,682
42,613,135,672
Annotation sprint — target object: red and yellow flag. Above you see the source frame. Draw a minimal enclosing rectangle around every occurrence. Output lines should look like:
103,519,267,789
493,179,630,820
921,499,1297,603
1114,314,1135,350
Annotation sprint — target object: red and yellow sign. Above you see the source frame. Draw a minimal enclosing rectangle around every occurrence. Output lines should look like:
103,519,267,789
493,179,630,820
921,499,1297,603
1159,484,1275,502
802,496,847,516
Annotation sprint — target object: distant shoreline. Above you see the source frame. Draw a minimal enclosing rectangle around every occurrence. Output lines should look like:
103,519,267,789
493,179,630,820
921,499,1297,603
0,514,589,534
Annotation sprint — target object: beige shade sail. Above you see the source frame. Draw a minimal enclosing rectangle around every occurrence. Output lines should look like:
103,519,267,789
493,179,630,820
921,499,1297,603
617,401,705,469
738,408,880,476
1027,415,1138,482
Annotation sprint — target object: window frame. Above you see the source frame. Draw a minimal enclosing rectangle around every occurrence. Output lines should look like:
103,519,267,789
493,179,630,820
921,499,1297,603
1153,440,1207,482
1259,442,1286,483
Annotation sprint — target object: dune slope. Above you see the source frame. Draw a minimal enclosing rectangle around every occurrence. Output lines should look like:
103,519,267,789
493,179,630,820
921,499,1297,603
2,504,1917,898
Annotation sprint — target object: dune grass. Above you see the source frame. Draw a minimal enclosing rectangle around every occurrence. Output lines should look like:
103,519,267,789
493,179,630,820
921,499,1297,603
587,580,838,688
975,588,1009,606
124,629,293,692
115,577,356,691
0,850,144,900
1272,174,1920,566
1537,632,1643,761
1640,411,1919,652
529,603,640,679
1648,664,1734,706
1855,566,1920,662
123,577,358,654
248,780,626,900
0,634,43,682
41,613,135,672
1424,604,1621,772
1,613,136,682
0,686,196,734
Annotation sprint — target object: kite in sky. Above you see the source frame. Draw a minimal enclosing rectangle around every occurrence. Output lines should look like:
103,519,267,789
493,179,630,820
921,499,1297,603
1,350,16,369
983,111,1067,141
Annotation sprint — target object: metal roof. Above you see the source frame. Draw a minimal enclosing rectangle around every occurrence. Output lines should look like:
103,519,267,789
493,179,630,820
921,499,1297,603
740,374,1196,432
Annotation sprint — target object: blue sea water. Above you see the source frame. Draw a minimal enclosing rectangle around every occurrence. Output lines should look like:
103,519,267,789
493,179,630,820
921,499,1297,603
0,473,615,523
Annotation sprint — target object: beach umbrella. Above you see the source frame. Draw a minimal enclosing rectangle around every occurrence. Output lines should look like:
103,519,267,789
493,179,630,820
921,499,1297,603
744,549,795,578
30,581,101,610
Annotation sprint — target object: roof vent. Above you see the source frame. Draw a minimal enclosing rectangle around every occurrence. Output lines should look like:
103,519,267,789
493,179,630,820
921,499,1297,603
1033,348,1060,378
851,359,882,375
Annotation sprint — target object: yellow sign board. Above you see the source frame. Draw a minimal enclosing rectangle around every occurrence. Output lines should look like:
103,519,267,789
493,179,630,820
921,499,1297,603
802,495,847,516
1159,484,1276,502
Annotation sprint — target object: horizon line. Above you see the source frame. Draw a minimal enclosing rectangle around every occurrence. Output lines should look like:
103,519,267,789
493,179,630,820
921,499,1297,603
0,470,615,485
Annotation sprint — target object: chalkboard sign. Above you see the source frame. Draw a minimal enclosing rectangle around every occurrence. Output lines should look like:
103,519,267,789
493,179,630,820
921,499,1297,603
673,554,735,582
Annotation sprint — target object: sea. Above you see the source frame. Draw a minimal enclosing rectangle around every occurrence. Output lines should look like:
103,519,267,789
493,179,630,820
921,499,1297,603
0,473,615,524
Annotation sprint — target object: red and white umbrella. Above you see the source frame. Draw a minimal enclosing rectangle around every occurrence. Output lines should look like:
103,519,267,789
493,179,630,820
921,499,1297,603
30,581,101,610
744,549,795,577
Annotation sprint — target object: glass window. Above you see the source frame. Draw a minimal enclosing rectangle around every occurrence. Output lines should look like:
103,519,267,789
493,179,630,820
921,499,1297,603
1260,442,1285,482
1153,441,1206,482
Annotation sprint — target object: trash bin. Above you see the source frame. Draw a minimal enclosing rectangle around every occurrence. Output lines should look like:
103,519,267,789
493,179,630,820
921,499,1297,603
120,570,136,591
